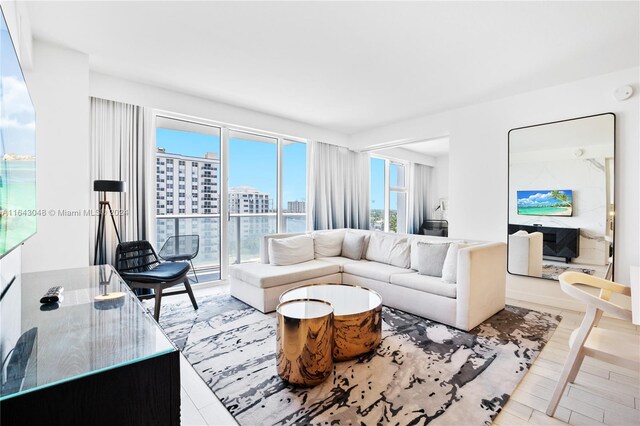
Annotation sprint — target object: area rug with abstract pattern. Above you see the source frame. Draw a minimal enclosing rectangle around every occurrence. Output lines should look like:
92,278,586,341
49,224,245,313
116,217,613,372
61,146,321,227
156,290,561,425
541,264,596,280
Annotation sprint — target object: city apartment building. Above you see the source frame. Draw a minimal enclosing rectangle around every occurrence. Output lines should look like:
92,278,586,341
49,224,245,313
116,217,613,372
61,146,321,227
156,149,274,268
155,148,219,216
286,200,305,213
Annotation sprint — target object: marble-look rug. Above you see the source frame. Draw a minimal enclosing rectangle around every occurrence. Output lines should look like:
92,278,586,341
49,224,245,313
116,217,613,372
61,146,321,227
157,291,560,425
542,264,596,280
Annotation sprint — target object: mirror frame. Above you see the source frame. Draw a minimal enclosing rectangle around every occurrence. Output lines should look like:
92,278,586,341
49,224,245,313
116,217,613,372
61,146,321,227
507,112,616,281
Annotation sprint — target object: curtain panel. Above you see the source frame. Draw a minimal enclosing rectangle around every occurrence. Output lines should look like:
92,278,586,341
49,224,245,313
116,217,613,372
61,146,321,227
89,97,153,265
408,163,430,234
308,141,370,230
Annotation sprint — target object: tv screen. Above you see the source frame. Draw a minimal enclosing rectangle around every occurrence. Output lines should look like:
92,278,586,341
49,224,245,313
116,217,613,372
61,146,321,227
517,190,573,217
0,9,36,258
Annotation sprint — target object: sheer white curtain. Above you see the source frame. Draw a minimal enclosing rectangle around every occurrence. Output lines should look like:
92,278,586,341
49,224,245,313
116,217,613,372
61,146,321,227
408,163,430,234
308,141,370,230
89,97,154,265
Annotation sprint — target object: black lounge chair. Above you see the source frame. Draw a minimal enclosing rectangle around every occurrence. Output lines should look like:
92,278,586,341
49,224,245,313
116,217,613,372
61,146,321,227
115,240,198,321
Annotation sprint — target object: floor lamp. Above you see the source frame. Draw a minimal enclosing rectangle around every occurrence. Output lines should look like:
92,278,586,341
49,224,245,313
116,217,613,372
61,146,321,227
94,180,126,265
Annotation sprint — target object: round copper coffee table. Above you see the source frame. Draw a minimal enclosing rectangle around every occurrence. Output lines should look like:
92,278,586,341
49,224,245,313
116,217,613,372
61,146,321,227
280,284,382,361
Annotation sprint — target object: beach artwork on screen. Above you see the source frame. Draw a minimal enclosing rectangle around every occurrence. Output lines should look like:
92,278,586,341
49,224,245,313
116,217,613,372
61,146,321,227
517,190,573,217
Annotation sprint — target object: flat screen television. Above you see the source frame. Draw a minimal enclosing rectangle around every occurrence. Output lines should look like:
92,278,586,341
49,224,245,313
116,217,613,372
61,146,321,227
517,190,573,217
0,8,36,259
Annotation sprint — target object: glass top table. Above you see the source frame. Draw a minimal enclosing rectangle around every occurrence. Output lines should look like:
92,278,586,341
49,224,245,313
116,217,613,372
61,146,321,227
0,265,176,400
279,284,383,360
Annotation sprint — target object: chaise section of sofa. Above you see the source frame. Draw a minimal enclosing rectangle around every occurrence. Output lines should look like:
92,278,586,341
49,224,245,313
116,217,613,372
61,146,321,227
228,229,506,331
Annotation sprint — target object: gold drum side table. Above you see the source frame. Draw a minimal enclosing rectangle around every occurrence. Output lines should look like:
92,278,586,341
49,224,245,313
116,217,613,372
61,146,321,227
280,284,383,361
276,299,334,386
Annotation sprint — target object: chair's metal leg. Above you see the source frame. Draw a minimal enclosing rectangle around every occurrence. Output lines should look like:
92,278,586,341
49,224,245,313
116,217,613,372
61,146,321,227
184,278,198,311
154,289,162,322
189,260,199,283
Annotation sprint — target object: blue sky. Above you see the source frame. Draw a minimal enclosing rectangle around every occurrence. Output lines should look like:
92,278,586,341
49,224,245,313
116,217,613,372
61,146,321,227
156,128,306,206
370,157,398,210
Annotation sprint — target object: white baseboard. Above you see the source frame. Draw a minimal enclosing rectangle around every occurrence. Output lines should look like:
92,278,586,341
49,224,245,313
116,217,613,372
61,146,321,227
506,288,587,312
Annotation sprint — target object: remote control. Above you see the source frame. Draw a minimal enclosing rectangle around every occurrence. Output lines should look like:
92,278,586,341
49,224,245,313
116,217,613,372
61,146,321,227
40,286,64,304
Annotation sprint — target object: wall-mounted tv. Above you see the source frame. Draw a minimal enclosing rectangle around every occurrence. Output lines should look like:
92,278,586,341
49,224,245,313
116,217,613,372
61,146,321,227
0,8,36,258
517,190,573,217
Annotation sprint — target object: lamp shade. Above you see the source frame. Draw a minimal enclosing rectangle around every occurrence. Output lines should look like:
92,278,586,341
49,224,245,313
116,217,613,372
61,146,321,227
93,180,126,193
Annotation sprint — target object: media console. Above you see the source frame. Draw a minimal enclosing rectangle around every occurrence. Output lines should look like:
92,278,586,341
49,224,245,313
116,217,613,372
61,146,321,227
508,224,580,263
0,265,180,426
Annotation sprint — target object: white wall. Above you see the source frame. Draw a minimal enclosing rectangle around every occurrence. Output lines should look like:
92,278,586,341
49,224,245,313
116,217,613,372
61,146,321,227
16,41,351,272
351,67,639,309
427,155,449,220
20,40,91,272
90,72,348,147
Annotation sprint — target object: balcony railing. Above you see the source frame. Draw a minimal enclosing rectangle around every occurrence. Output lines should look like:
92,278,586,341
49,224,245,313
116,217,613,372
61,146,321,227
156,213,306,273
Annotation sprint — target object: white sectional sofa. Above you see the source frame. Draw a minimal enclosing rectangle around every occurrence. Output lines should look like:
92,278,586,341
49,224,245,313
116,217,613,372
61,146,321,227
229,229,506,331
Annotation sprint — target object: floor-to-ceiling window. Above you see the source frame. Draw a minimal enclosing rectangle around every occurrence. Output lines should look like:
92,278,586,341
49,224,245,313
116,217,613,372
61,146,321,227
154,113,307,282
228,130,278,264
155,117,222,281
282,140,307,233
370,156,407,233
370,157,385,231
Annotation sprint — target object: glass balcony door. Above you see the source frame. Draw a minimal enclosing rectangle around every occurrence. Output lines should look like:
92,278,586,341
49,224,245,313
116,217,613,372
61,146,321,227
155,117,221,281
227,130,278,264
154,114,308,283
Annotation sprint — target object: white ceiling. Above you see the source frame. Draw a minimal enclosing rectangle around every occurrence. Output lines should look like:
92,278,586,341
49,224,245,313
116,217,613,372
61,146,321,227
376,137,450,158
26,1,639,135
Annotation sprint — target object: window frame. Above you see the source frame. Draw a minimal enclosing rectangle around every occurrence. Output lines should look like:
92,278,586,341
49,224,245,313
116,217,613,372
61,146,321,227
152,110,309,279
370,155,409,234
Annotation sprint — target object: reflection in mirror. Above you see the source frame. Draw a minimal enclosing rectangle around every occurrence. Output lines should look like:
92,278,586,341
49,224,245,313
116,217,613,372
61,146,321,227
508,113,615,281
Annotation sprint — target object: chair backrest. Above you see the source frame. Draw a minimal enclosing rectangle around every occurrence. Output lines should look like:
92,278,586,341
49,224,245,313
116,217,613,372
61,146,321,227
115,241,160,274
159,235,200,258
418,220,448,237
559,271,632,322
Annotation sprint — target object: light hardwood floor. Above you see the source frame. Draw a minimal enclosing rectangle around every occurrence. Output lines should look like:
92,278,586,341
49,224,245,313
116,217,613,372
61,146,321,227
176,286,640,426
494,298,640,426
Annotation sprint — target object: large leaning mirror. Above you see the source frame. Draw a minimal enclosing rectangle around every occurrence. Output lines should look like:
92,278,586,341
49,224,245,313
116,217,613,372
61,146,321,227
508,113,615,281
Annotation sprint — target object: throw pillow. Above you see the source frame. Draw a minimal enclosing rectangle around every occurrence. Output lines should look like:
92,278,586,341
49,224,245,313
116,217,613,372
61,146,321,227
365,233,411,268
441,243,468,283
341,231,366,260
269,235,314,266
410,238,466,270
513,230,528,236
312,229,346,258
416,242,451,277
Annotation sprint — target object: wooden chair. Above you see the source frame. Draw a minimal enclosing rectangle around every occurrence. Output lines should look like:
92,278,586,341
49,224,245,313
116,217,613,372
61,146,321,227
546,271,640,416
115,240,198,321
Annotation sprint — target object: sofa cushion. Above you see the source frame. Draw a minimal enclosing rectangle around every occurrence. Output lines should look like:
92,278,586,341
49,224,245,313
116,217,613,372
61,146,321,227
416,242,451,277
313,229,346,258
343,260,413,283
269,235,314,266
410,237,466,270
365,233,411,268
390,272,457,298
341,231,366,260
316,256,359,272
441,243,468,283
228,260,340,289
